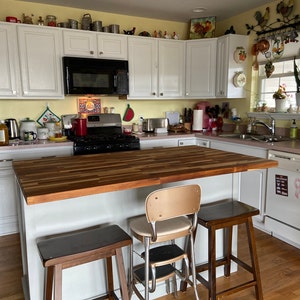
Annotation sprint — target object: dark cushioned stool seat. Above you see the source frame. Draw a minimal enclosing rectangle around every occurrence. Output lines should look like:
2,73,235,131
37,224,132,300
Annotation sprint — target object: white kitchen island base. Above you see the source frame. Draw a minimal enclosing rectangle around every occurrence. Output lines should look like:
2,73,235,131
17,175,238,300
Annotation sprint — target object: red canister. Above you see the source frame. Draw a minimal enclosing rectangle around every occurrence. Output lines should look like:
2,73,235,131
73,118,87,136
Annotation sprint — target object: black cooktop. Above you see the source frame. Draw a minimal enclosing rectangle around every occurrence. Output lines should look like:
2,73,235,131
72,133,140,155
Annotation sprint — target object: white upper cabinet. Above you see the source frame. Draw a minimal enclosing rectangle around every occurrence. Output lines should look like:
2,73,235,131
185,38,217,98
128,36,185,99
215,34,249,98
17,25,64,98
128,36,158,98
0,23,20,98
63,30,128,60
158,39,185,98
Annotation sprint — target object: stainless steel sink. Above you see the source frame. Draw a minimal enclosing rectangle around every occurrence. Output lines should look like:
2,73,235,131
218,133,290,142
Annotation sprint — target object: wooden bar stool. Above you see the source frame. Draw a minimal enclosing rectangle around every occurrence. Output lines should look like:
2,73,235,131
37,224,132,300
196,199,263,300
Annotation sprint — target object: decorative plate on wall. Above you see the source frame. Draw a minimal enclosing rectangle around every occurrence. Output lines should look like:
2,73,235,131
234,47,247,63
233,72,246,87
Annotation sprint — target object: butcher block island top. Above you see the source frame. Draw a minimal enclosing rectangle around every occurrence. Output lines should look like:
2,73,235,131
13,146,278,205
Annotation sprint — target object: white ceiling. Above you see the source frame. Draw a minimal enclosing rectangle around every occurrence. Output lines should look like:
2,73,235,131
20,0,274,22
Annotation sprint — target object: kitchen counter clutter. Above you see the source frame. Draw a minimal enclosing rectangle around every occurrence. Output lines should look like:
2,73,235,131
14,146,277,299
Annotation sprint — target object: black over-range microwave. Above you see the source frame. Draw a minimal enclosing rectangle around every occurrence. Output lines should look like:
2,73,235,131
62,56,129,95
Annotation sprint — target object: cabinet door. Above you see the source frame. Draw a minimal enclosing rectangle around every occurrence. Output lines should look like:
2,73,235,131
240,170,266,221
0,160,18,235
158,40,185,98
215,36,228,97
128,37,158,98
18,26,63,98
63,30,97,57
0,24,19,98
216,34,248,98
186,39,217,97
97,33,127,59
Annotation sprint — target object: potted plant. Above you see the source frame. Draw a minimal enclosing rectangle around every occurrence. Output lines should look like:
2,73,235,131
273,84,287,112
293,57,300,106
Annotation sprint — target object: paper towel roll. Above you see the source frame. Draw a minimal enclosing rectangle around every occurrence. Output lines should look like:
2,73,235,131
192,110,203,131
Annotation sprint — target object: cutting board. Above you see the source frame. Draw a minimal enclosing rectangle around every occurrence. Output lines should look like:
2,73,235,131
165,111,180,125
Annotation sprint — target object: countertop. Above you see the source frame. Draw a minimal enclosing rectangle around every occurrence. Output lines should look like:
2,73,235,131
2,131,300,155
13,146,277,205
138,131,300,154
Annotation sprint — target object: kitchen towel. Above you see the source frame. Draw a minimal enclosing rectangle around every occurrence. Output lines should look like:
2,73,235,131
192,110,203,132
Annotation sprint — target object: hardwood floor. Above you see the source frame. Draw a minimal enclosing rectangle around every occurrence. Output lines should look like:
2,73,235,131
1,225,300,300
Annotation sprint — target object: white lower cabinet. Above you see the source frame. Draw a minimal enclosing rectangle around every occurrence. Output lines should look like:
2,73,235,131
0,145,73,236
209,140,267,226
0,160,18,235
140,138,178,149
179,138,210,148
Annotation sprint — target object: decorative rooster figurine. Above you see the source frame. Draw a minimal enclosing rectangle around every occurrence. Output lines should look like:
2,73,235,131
254,7,270,29
123,27,136,35
276,0,294,21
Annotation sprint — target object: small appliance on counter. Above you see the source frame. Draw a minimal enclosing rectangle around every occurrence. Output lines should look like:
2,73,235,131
19,118,37,140
5,118,19,139
142,118,168,132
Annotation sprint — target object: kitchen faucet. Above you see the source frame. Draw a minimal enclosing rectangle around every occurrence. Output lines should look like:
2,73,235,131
252,117,276,136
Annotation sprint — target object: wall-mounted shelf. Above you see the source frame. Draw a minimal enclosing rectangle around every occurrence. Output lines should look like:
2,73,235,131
247,112,300,120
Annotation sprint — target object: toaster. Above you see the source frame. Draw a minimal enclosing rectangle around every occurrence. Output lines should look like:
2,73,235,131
142,118,169,132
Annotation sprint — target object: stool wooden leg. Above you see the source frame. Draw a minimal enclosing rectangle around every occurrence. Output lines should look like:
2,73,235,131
246,218,263,300
45,266,54,300
224,226,233,277
115,248,130,300
106,256,115,300
53,264,63,300
209,226,217,300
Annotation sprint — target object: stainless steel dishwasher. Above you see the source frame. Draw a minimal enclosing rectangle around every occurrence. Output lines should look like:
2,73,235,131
265,150,300,248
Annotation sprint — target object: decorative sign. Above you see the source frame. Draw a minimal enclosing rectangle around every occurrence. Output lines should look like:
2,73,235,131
189,16,216,39
78,96,101,114
37,106,60,126
275,174,288,196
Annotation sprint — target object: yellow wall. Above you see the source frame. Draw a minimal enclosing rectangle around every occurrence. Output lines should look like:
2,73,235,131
0,0,299,125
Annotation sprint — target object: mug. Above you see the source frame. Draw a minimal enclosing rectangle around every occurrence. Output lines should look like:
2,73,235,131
24,131,37,141
37,127,49,140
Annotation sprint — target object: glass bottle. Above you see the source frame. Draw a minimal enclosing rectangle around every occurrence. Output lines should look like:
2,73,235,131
0,120,9,146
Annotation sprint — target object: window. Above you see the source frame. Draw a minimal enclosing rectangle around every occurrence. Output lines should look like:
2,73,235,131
258,57,300,108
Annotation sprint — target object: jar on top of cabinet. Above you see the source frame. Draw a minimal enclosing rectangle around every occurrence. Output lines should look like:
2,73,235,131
46,15,57,27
